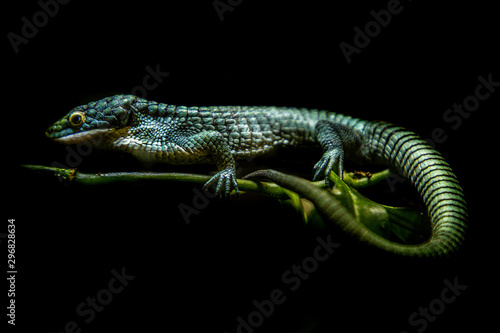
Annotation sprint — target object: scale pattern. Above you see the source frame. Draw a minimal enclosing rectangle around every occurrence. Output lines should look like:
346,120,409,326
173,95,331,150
46,95,467,257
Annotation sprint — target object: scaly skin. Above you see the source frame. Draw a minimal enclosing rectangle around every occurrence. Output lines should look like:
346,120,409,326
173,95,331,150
46,94,467,257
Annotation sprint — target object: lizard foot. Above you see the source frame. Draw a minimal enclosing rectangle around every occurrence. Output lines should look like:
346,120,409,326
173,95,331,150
313,148,344,186
203,167,240,197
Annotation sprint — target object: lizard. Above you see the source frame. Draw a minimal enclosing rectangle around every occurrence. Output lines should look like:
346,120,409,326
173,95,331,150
45,94,467,257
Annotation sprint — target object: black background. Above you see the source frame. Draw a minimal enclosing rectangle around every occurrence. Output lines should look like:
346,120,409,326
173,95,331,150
4,0,498,332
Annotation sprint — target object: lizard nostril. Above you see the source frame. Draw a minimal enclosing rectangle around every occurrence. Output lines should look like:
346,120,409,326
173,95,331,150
45,126,56,137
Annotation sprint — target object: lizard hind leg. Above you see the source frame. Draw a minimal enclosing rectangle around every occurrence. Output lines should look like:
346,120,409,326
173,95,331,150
313,120,362,185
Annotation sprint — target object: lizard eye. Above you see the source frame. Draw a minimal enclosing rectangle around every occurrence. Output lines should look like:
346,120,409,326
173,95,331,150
69,111,86,127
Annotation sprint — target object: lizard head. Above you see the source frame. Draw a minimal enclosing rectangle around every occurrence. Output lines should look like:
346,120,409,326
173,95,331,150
45,94,137,146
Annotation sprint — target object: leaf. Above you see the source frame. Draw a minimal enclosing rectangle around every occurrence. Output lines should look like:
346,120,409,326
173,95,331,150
382,206,431,244
325,171,430,244
279,188,326,229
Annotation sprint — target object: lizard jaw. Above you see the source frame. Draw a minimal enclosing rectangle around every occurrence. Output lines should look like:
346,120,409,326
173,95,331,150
48,128,114,145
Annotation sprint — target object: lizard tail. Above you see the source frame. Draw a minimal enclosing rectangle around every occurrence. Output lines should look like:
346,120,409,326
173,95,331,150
244,122,468,257
364,122,467,256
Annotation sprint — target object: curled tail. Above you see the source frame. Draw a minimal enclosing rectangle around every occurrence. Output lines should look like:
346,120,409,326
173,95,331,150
244,122,467,257
365,122,467,256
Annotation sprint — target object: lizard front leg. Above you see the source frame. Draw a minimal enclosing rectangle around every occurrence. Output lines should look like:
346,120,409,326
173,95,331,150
180,130,239,196
313,120,363,185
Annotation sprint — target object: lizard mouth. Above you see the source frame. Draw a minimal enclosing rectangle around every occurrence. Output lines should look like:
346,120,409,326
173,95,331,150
46,128,114,144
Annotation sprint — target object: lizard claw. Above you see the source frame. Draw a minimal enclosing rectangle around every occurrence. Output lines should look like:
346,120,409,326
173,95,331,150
203,167,240,197
313,148,344,186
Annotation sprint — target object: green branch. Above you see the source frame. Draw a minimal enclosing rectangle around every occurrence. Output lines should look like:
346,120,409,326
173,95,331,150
21,164,291,198
22,164,427,243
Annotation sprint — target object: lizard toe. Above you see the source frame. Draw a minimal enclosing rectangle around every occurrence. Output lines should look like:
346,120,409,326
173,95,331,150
313,149,344,186
203,168,239,197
